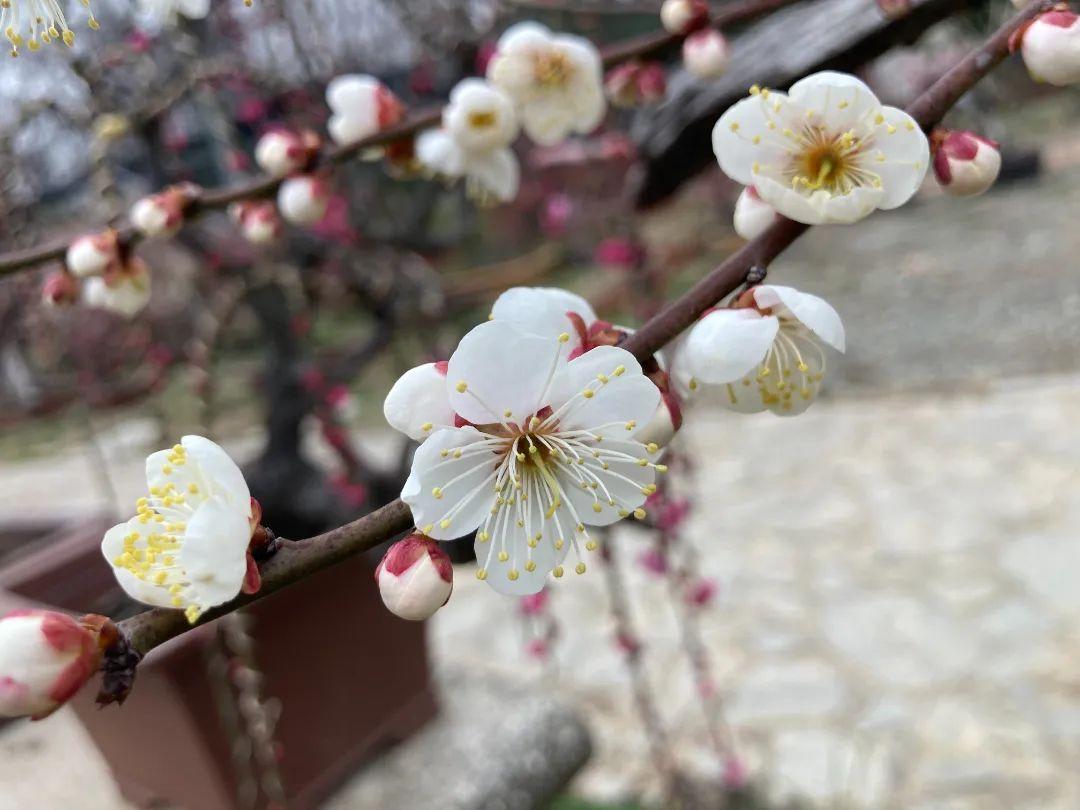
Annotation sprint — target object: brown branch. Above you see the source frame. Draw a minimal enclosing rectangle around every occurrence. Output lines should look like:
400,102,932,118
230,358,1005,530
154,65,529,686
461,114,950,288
113,0,1048,664
0,0,805,278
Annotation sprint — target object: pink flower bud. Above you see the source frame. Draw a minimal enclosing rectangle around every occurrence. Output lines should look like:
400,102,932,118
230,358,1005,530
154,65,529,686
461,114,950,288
0,610,102,720
65,231,119,278
276,175,330,226
637,62,668,104
876,0,912,20
733,185,777,240
254,129,321,177
615,631,642,657
525,638,550,660
130,184,198,238
540,193,574,237
229,200,284,244
637,548,669,576
683,29,730,79
605,62,642,108
931,130,1001,197
375,535,453,621
660,0,710,35
1020,11,1080,87
41,271,79,307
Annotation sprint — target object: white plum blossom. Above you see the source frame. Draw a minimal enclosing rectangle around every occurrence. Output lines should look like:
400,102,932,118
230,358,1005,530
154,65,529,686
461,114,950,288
733,185,777,240
255,130,320,178
660,0,709,35
1019,10,1080,87
416,79,521,203
0,610,101,719
1,0,98,56
101,436,258,624
82,258,152,318
66,231,118,278
677,285,845,416
487,22,606,146
130,184,197,239
383,361,455,442
229,200,283,244
388,320,664,594
712,71,930,225
277,175,330,226
683,29,730,80
326,74,405,147
138,0,209,24
931,130,1001,197
375,535,454,621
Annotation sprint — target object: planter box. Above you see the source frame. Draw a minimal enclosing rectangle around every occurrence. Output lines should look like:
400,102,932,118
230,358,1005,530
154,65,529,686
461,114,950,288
0,516,436,810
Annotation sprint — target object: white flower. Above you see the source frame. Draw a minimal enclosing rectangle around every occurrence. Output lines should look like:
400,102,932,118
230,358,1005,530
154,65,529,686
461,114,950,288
1,0,98,56
255,130,320,178
660,0,710,35
82,258,152,318
712,71,929,225
229,200,283,244
1020,10,1080,87
130,184,197,238
416,79,521,203
390,320,663,595
276,175,329,226
326,74,405,147
487,22,606,146
931,130,1001,197
375,534,454,621
101,436,256,624
683,29,730,80
66,231,119,278
0,610,101,719
677,285,844,416
733,185,777,240
138,0,209,24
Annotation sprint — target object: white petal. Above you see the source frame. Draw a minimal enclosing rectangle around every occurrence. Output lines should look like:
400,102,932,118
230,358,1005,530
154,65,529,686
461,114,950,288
446,321,555,427
178,497,251,607
546,346,660,435
101,521,176,608
556,437,654,528
787,71,881,130
402,427,500,540
477,512,555,597
716,375,769,414
752,286,845,352
733,186,777,240
416,130,465,178
180,0,210,19
384,363,455,442
712,93,792,186
182,435,250,509
326,74,378,114
82,275,151,318
469,148,520,202
681,309,778,384
870,106,930,210
519,99,576,147
496,21,553,52
490,286,597,349
144,448,208,507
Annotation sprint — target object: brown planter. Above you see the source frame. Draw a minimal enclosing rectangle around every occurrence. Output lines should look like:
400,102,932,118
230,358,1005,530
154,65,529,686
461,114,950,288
0,516,437,810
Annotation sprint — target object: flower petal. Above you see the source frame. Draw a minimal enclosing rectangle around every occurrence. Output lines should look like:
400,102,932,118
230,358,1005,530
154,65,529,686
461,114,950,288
787,71,881,130
101,521,176,608
870,106,930,210
446,321,556,427
416,130,465,178
712,93,792,186
554,437,655,528
469,148,520,202
545,345,660,435
384,362,455,442
182,436,250,509
178,496,252,607
681,309,778,384
402,427,501,540
491,286,597,349
752,285,845,352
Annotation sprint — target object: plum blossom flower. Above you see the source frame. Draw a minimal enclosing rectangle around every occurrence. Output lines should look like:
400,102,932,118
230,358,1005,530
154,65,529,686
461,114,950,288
733,186,777,240
683,29,730,80
416,79,520,203
66,230,119,278
931,129,1001,197
713,72,929,224
2,0,98,56
1019,10,1080,87
101,436,259,624
375,534,453,621
605,61,667,108
677,285,845,416
277,175,330,226
486,22,606,146
390,320,663,595
254,129,320,178
326,74,405,147
0,611,103,719
83,257,152,318
130,184,198,239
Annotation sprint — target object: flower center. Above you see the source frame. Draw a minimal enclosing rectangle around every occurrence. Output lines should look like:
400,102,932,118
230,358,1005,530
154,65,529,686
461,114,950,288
533,50,572,87
468,110,498,130
723,320,827,413
787,127,876,196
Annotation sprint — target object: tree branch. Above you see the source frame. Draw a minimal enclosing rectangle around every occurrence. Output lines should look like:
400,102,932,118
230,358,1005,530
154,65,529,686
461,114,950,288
112,0,1050,663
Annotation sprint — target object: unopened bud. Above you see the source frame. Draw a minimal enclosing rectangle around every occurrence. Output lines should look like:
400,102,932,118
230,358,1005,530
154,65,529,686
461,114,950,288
660,0,710,35
1020,10,1080,87
375,535,453,621
637,62,668,104
605,62,668,108
931,130,1001,197
276,175,330,226
229,200,283,244
254,129,321,177
0,610,104,720
42,270,79,307
326,74,406,147
65,231,119,278
130,184,199,238
682,29,730,80
733,185,777,240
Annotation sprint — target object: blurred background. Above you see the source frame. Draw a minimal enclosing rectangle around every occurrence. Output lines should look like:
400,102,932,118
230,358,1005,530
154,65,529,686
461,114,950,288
0,0,1078,808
